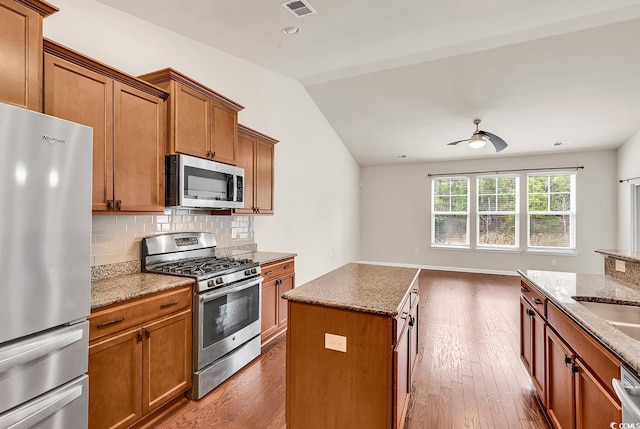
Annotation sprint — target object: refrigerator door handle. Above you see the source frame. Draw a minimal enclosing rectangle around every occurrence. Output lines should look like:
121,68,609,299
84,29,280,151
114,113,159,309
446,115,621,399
0,378,84,429
0,328,83,374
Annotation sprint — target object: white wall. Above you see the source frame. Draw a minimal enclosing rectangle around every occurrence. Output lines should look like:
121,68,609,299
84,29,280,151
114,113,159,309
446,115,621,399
43,0,360,285
360,150,617,275
617,130,640,248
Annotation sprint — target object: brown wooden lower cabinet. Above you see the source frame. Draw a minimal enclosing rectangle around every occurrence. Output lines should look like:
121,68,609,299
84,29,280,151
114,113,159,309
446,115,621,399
261,258,295,346
88,286,192,429
519,278,622,429
546,328,575,429
286,276,419,428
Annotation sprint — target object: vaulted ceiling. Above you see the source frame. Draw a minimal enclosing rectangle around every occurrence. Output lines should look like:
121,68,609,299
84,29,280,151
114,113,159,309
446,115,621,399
96,0,640,166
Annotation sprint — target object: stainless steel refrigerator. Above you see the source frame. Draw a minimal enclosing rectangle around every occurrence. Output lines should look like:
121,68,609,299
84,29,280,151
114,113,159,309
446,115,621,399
0,102,92,428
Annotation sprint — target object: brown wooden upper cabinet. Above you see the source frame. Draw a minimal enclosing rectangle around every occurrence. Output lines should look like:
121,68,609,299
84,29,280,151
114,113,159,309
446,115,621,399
0,0,57,110
43,40,168,213
236,124,278,215
138,68,244,166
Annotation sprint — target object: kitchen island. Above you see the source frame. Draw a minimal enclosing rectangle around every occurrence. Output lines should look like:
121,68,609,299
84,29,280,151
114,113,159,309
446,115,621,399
282,263,420,429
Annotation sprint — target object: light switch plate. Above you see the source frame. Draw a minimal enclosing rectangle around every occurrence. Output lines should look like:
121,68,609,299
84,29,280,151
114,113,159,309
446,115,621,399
616,259,626,273
325,333,347,353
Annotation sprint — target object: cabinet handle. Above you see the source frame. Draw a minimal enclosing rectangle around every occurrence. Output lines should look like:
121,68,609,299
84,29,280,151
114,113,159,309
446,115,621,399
211,151,216,159
160,300,179,309
526,308,534,316
408,315,415,327
137,331,143,342
107,200,114,211
521,286,530,293
265,270,273,276
572,363,579,374
97,317,124,328
115,200,122,211
534,298,543,306
564,355,573,366
145,329,150,338
276,279,281,286
284,265,291,270
400,311,409,320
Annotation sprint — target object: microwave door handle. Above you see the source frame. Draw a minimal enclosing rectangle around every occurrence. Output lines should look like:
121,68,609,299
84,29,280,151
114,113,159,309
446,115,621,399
199,277,262,303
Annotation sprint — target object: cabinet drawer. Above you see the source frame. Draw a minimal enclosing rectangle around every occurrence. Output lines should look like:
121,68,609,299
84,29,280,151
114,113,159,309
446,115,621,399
89,286,191,341
547,302,621,397
261,258,295,281
521,280,546,317
395,295,411,342
410,280,420,307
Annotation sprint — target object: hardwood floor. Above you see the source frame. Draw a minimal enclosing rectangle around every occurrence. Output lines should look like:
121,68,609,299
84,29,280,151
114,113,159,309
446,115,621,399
155,270,549,429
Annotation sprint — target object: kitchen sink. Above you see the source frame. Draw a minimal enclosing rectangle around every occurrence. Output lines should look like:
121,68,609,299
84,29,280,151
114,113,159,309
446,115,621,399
574,299,640,341
576,300,640,325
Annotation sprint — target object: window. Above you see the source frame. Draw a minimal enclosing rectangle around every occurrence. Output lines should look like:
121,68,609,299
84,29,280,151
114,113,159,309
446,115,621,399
477,176,519,248
527,173,576,249
432,177,469,246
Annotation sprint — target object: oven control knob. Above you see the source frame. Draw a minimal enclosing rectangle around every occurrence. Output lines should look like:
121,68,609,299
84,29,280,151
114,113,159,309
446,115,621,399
244,270,251,276
251,268,257,274
208,280,214,287
216,278,223,285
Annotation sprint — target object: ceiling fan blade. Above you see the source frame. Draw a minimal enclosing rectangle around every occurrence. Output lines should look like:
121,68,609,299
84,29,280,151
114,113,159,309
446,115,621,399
447,139,470,146
478,131,508,153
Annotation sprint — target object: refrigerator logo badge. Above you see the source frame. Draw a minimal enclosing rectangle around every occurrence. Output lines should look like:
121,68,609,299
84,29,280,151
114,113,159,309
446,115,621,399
41,135,66,144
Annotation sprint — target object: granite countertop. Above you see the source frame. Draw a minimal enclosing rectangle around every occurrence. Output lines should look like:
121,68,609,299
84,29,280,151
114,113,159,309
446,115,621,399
282,263,420,316
91,273,193,310
595,249,640,263
233,251,297,265
519,269,640,375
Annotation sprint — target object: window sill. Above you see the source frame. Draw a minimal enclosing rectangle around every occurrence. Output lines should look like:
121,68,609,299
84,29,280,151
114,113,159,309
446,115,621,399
526,248,578,256
430,245,471,251
475,247,522,254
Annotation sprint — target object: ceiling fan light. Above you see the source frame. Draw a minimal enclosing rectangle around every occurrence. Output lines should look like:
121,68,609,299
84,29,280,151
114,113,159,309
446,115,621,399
468,135,487,149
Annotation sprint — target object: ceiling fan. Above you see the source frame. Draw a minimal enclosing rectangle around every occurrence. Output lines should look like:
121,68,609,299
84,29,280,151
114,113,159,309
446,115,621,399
447,119,508,153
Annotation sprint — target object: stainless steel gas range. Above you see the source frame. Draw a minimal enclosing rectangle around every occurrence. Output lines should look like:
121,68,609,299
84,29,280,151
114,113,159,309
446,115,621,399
142,232,262,400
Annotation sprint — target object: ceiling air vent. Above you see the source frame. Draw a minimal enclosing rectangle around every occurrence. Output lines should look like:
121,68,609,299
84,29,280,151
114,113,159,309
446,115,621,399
281,0,317,18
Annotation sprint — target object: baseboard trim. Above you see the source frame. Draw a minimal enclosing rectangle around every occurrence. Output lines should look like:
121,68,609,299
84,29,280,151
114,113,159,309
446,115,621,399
357,260,519,277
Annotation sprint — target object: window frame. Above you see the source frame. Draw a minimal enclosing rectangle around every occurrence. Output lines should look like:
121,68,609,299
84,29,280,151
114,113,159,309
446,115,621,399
431,176,470,248
475,174,520,250
526,171,576,251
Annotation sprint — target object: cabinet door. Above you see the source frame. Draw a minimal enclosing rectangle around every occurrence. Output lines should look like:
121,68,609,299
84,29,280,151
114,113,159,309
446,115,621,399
255,139,274,214
172,82,210,158
574,358,621,429
277,274,294,327
0,0,41,110
210,101,237,165
394,323,410,429
43,53,114,211
546,328,575,429
113,81,165,212
261,279,278,341
88,328,143,429
409,300,419,374
531,308,546,406
520,297,533,374
143,309,192,415
235,131,256,213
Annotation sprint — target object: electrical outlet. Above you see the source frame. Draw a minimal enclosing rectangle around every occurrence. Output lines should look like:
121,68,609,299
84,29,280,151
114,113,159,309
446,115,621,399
616,259,626,273
325,333,347,353
551,259,556,266
329,249,335,259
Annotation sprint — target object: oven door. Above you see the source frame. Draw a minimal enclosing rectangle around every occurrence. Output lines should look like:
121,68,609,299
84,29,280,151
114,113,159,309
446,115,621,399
195,276,262,370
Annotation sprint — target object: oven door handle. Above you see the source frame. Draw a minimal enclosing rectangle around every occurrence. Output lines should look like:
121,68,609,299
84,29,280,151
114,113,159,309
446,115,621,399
199,277,262,303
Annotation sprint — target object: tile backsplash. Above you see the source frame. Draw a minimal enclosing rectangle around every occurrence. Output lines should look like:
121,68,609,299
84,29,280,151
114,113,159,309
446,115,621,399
92,211,254,266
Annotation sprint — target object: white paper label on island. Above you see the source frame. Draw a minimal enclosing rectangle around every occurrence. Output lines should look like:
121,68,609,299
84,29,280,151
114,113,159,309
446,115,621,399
325,333,347,353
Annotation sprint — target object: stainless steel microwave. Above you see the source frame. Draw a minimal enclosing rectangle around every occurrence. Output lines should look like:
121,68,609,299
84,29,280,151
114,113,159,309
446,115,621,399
166,154,244,209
